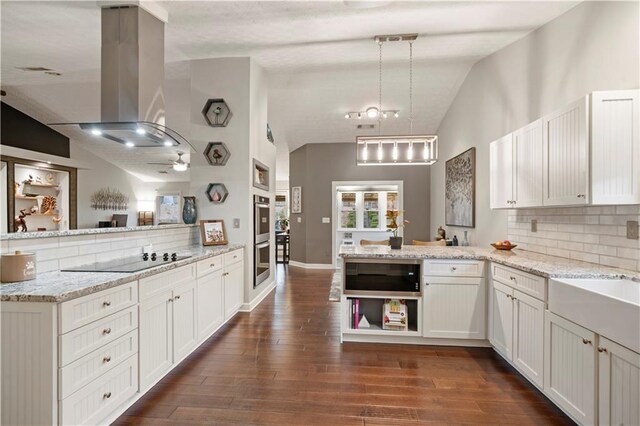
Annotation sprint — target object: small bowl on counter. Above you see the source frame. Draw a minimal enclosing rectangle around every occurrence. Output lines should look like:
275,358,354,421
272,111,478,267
490,243,518,251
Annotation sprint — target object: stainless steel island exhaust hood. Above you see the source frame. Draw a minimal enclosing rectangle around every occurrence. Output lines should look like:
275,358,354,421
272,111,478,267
52,5,189,148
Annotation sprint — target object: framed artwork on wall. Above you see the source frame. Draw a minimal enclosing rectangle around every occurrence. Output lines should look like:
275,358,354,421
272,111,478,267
200,219,228,245
291,186,302,213
445,147,476,228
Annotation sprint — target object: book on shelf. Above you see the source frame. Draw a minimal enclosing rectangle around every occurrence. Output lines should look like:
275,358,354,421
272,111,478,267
355,299,359,330
382,299,408,331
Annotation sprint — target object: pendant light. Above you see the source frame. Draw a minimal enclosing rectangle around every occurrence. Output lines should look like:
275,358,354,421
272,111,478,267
356,34,438,166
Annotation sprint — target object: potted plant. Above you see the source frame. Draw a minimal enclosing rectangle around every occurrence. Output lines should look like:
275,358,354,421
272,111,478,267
386,210,409,249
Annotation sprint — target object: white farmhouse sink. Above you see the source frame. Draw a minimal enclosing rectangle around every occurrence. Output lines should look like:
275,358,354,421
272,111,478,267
549,277,640,353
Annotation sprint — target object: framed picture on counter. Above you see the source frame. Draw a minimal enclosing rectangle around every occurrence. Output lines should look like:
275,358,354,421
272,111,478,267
200,219,228,245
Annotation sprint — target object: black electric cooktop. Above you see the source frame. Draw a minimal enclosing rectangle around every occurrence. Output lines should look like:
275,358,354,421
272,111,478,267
61,253,192,273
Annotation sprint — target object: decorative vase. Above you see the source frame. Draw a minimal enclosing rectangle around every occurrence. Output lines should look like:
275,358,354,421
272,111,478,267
182,196,197,224
389,236,403,250
462,230,470,246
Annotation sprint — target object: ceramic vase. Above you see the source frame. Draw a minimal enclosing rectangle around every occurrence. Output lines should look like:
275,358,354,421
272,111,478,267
182,196,197,224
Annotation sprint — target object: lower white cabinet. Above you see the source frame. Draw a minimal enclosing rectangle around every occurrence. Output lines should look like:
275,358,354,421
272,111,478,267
423,276,485,339
172,281,197,361
197,269,225,341
544,311,597,425
224,260,244,320
489,280,544,388
139,289,173,390
598,336,640,426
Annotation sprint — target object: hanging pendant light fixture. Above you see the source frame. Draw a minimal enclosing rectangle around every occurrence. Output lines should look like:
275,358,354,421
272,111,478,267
356,33,438,166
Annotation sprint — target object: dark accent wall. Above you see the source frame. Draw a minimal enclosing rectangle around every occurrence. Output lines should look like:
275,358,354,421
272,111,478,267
0,102,70,158
289,143,431,265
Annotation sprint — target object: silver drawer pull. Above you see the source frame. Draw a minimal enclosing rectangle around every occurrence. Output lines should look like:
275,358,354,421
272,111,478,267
103,355,112,363
597,346,608,353
450,267,457,271
103,392,112,399
510,276,516,281
210,263,216,268
174,295,181,300
102,328,111,335
102,301,111,307
582,338,592,345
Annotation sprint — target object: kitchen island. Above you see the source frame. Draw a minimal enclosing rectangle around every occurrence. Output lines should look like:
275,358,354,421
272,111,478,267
339,245,640,425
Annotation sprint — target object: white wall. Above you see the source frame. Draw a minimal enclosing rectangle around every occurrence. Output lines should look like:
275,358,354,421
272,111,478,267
431,1,640,248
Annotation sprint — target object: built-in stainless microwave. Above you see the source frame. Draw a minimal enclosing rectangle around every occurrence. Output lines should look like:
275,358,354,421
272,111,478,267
254,195,270,243
343,259,421,297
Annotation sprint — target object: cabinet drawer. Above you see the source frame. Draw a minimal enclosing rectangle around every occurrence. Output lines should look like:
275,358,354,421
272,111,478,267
197,255,223,278
59,281,138,334
424,260,484,277
59,354,138,426
59,330,138,400
492,263,547,301
139,263,196,302
224,249,243,266
59,306,137,367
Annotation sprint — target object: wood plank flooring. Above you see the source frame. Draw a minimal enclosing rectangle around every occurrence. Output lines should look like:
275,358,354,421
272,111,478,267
113,265,574,425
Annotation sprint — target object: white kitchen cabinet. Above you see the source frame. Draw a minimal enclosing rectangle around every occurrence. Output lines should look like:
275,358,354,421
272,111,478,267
489,280,513,360
139,290,173,390
542,96,590,206
197,269,225,342
423,276,485,339
224,260,244,320
544,311,596,425
513,119,543,207
490,133,514,209
598,336,640,426
512,291,545,388
591,90,640,205
172,281,197,361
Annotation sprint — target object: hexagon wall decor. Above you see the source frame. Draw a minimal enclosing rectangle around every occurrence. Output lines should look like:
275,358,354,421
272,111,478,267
204,142,231,166
205,183,229,204
202,98,232,127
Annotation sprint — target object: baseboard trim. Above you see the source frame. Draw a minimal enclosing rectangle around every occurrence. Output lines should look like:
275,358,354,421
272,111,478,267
289,261,334,270
240,279,276,312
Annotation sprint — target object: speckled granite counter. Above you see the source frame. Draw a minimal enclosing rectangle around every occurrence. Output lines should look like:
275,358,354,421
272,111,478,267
339,246,640,280
1,244,244,303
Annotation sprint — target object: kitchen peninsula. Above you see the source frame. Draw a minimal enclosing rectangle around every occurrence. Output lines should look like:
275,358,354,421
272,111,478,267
339,245,640,425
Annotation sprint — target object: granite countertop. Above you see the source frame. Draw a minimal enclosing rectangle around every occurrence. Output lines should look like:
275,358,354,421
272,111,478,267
339,245,640,280
0,223,199,241
0,243,244,303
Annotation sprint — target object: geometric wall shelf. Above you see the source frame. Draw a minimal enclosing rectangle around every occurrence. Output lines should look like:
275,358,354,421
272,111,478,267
205,183,229,204
204,142,231,166
202,98,232,127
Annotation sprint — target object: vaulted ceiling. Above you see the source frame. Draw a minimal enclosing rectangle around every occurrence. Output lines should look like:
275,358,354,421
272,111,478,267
1,1,579,180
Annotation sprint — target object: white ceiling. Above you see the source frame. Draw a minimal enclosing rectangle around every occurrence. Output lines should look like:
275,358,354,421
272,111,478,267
0,1,580,181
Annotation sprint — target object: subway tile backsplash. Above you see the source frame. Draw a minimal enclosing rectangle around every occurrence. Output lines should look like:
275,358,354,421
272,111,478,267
508,206,640,271
2,226,201,273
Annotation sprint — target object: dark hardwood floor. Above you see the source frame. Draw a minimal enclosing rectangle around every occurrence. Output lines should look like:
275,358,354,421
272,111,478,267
114,265,574,425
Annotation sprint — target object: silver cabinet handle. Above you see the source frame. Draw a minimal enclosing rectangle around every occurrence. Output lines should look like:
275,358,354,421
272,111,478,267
597,346,608,353
174,295,181,300
103,301,111,307
450,267,457,271
577,194,586,198
168,298,174,302
210,263,216,268
103,392,112,399
103,355,111,363
582,338,592,345
102,328,111,335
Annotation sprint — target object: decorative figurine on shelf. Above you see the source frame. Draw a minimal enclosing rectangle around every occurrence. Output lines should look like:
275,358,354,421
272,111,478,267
436,226,446,241
30,206,38,214
52,215,63,225
14,209,31,232
41,196,57,214
35,176,42,184
452,235,459,246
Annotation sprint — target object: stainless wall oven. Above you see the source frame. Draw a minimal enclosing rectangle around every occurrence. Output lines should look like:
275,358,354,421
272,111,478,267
254,195,270,244
254,241,270,287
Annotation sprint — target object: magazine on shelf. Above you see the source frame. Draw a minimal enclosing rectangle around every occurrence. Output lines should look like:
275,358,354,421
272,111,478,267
382,299,408,331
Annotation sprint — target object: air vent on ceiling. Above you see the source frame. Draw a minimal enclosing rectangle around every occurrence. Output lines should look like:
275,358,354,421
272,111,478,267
374,33,418,43
17,67,53,72
158,170,169,174
357,124,376,129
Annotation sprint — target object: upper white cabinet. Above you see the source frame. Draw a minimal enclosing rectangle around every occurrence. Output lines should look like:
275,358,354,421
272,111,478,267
513,119,544,207
490,134,513,209
490,89,639,209
591,90,640,205
543,96,590,206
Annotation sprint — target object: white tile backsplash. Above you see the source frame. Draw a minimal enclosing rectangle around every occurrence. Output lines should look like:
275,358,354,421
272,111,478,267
3,226,200,273
508,206,640,271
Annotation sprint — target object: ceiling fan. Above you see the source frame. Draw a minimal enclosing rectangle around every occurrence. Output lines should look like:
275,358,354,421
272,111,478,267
147,151,190,172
